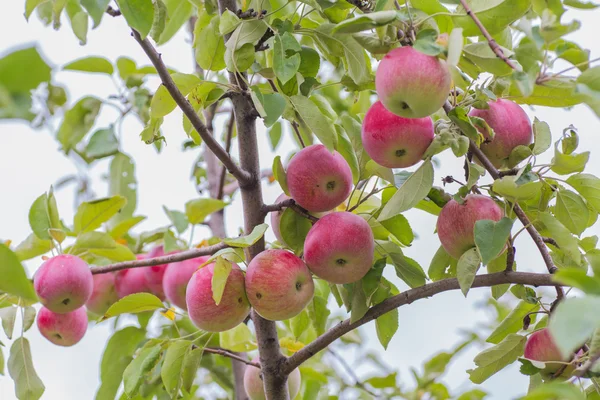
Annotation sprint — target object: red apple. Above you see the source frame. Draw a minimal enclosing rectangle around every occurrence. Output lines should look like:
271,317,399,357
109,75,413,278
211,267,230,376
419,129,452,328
524,328,572,376
144,245,172,300
85,273,118,315
163,256,209,310
37,306,87,347
304,212,375,284
436,194,503,259
245,250,314,321
186,262,250,332
244,357,301,400
286,144,353,212
362,100,434,168
115,255,151,298
469,99,532,168
376,46,451,118
33,254,93,314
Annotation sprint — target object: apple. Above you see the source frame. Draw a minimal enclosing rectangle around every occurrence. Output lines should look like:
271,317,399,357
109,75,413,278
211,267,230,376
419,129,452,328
376,46,451,118
163,256,209,310
245,249,314,321
186,262,250,332
33,254,93,314
304,212,375,284
115,255,151,298
37,306,87,347
144,245,173,300
469,99,532,168
362,100,434,168
436,194,503,259
524,328,573,377
244,357,301,400
85,273,118,315
286,144,353,212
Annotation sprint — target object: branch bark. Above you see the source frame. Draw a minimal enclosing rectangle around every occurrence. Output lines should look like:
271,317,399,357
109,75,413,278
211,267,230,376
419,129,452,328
203,347,261,369
284,271,562,373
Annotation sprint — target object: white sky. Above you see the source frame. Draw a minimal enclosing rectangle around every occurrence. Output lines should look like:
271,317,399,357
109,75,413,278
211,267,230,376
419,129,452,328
0,2,599,400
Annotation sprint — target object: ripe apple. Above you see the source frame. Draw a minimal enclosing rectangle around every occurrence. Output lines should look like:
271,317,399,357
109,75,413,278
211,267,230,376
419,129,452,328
376,46,451,118
33,254,93,314
144,245,172,300
304,212,375,284
524,328,573,377
85,273,118,315
186,262,250,332
163,256,209,310
286,144,353,212
362,100,434,168
436,194,503,259
37,306,87,347
244,357,301,400
469,99,532,168
245,249,314,321
115,255,151,298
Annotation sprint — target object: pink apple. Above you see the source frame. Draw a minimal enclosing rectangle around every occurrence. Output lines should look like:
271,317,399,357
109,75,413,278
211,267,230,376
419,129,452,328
469,99,532,168
362,100,434,168
304,212,375,284
37,306,87,347
144,245,173,300
85,273,118,315
524,328,572,376
115,255,152,298
33,254,93,314
286,144,353,212
245,250,314,321
186,262,250,332
436,194,503,259
244,357,301,400
376,46,451,118
163,256,209,310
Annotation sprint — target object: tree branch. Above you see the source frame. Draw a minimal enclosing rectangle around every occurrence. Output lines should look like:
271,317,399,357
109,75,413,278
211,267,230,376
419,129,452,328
131,30,252,186
217,110,236,200
261,198,319,223
90,242,228,274
574,351,600,377
284,271,563,373
203,347,261,369
222,169,272,197
458,0,517,70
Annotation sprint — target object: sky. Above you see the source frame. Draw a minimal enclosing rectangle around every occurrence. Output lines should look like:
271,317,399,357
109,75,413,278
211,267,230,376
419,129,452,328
0,2,599,400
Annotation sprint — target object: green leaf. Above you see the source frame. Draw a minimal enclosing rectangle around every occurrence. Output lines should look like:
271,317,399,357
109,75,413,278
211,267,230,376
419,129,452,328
22,307,36,333
14,233,53,261
379,159,434,221
457,248,481,296
273,32,302,85
429,245,454,281
350,281,369,323
225,43,255,72
185,198,227,225
474,217,513,265
57,96,102,152
102,293,164,320
532,118,552,155
150,73,201,118
554,190,589,235
381,214,414,246
0,307,17,339
289,95,337,151
279,208,312,253
223,224,268,248
181,346,204,392
114,0,154,38
413,29,446,56
467,334,526,384
298,46,320,78
162,207,188,234
389,251,427,288
564,0,599,8
552,269,600,295
567,173,600,212
63,56,114,75
8,338,44,400
447,28,464,67
549,296,600,359
123,344,162,397
149,0,168,42
220,323,257,352
211,257,232,306
551,142,590,175
291,309,310,340
0,245,37,302
74,196,127,233
269,122,282,150
81,0,111,27
225,20,268,50
520,382,585,400
25,0,49,20
156,0,193,45
109,153,137,225
161,340,193,397
85,127,119,159
0,46,51,94
335,127,360,184
488,251,510,299
109,216,145,239
28,194,51,240
463,41,515,76
272,155,288,195
251,90,286,128
492,176,543,201
453,0,532,36
195,16,226,71
219,10,240,35
536,212,581,264
487,301,540,344
376,308,398,350
332,10,398,34
308,295,330,336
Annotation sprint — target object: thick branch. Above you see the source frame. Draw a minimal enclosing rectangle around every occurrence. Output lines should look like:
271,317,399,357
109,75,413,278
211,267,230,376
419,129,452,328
284,271,562,373
222,169,272,197
458,0,517,70
203,347,261,369
90,242,228,274
217,110,236,200
131,31,252,186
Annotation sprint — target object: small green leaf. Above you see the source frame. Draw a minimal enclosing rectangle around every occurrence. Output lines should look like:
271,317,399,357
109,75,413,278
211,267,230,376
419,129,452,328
57,96,102,152
447,28,464,67
487,301,540,344
332,10,398,34
376,308,398,350
488,251,511,300
389,251,427,288
554,190,589,235
223,224,268,248
457,248,481,296
474,217,513,265
151,73,201,118
63,56,114,75
114,0,155,38
308,295,330,336
185,198,227,225
350,281,369,323
102,293,164,320
467,334,526,384
273,32,302,85
195,16,226,71
74,196,127,233
211,257,232,306
289,95,338,152
109,153,137,224
279,208,312,253
452,0,531,36
219,323,257,352
272,155,289,195
28,193,51,240
85,127,119,160
551,142,590,175
0,245,37,303
22,307,36,332
156,0,193,45
429,245,454,281
14,233,54,261
290,309,310,340
123,344,162,397
81,0,111,27
8,338,45,400
225,42,255,72
269,122,283,150
492,176,542,201
162,206,188,234
0,307,17,340
549,296,600,359
381,214,414,246
219,10,240,35
532,118,552,155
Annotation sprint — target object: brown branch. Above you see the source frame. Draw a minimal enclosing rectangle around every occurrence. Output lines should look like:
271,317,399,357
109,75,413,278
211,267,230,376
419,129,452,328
261,198,318,223
459,0,517,70
498,168,519,177
506,238,515,272
131,30,252,186
217,110,236,200
106,6,121,17
203,347,261,369
290,122,306,148
346,0,373,12
542,237,560,248
90,242,228,274
284,271,563,373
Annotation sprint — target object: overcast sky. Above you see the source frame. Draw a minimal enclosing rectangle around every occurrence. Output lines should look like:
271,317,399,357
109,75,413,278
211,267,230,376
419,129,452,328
0,2,599,399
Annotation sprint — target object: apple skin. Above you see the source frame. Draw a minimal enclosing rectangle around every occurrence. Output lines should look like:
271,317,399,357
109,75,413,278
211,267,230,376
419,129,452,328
286,144,353,213
37,306,87,347
362,100,434,168
163,256,209,310
376,46,451,118
304,212,375,284
33,254,93,314
85,273,118,315
469,99,532,168
245,250,314,321
244,357,301,400
524,328,573,377
144,245,172,300
436,194,503,259
186,262,250,332
115,255,152,298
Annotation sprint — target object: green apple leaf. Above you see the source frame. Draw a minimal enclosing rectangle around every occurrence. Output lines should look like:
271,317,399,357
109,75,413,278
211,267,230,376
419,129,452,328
224,224,268,248
486,301,540,344
211,256,232,306
554,189,589,235
185,198,227,225
219,323,257,352
549,296,600,359
474,217,513,265
8,338,45,400
567,173,600,212
0,245,37,302
467,334,526,384
123,344,163,397
457,248,481,296
102,293,164,320
74,196,127,233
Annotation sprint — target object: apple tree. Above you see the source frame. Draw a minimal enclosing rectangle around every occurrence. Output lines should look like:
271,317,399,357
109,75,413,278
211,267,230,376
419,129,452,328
1,0,600,399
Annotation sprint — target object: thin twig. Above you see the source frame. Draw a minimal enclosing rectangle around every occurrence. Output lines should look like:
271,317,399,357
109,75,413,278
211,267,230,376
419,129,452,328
291,122,306,148
328,348,378,396
575,351,600,377
203,347,261,369
261,198,319,223
506,238,515,271
542,237,560,248
217,110,236,200
498,168,519,177
347,187,385,212
106,6,121,17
